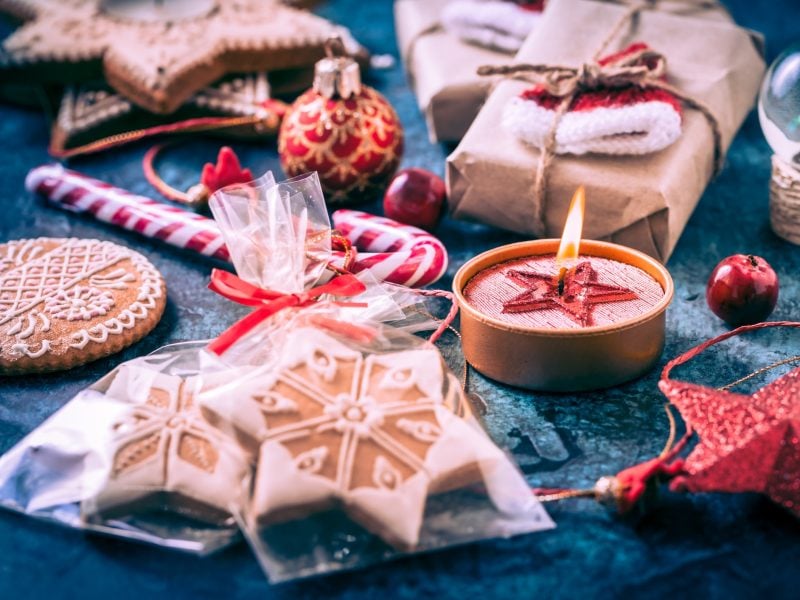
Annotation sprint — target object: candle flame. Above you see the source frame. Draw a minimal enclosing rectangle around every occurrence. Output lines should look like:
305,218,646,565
556,185,585,266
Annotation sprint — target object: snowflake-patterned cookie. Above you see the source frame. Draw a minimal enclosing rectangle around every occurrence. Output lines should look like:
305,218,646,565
200,328,540,549
0,237,166,374
84,366,250,524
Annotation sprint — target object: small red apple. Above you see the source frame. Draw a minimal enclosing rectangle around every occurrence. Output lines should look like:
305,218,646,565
383,168,446,231
706,254,779,326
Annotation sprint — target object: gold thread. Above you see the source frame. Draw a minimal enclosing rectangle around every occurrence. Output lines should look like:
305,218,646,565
718,355,800,391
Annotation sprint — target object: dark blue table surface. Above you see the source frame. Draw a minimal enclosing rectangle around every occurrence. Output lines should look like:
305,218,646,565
1,1,800,598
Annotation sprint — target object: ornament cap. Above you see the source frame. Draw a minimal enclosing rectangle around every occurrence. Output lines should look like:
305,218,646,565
314,37,361,99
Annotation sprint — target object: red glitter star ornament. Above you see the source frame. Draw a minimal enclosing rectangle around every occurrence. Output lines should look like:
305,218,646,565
659,321,800,518
502,261,639,326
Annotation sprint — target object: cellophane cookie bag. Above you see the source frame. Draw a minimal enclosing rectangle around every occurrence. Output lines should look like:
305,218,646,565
0,339,251,554
0,171,553,578
197,172,554,582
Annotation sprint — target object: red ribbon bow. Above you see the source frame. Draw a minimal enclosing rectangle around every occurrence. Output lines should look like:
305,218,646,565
207,269,367,355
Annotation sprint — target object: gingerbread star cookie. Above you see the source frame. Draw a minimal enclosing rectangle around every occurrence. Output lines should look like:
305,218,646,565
84,366,250,524
51,73,288,155
0,237,166,374
0,0,346,113
201,328,535,549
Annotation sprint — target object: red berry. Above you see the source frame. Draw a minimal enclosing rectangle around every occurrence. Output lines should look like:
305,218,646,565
383,168,446,231
706,254,779,326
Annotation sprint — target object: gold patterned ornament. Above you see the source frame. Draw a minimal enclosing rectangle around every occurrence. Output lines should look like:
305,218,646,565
0,0,348,113
279,41,404,204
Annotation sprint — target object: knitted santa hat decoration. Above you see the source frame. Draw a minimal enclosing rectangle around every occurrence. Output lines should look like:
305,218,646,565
442,0,546,54
503,43,683,155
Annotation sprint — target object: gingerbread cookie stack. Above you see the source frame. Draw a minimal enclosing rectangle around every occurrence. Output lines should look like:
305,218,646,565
0,237,166,374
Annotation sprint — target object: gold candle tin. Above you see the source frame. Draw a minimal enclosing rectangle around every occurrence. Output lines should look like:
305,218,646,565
453,239,674,392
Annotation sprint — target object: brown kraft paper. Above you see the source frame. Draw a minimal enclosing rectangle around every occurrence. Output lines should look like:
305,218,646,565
394,0,513,143
446,0,765,262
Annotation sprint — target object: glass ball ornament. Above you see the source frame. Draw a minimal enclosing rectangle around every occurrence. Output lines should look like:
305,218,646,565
759,43,800,166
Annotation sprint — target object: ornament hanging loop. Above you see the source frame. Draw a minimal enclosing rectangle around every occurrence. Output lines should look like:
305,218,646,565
324,36,347,59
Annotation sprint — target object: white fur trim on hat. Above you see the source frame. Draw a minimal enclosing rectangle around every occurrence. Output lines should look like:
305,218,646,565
503,96,682,155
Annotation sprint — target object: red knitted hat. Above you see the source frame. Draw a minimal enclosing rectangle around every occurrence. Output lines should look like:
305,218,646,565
503,43,683,155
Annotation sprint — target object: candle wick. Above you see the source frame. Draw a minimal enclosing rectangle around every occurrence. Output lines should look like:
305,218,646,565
557,266,567,296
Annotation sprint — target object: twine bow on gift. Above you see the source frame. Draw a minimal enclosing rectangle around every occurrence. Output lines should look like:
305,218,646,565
478,0,724,237
207,269,368,356
480,47,668,97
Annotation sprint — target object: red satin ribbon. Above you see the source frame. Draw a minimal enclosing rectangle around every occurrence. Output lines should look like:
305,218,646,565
207,269,367,355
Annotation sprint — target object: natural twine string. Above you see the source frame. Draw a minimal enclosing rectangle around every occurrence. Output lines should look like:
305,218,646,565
769,154,800,245
477,0,723,237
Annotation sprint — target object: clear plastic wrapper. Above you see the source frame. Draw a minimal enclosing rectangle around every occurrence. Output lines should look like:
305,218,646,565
0,171,554,580
202,316,555,582
0,343,246,555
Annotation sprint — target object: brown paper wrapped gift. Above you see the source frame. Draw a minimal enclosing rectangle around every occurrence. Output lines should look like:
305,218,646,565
395,0,513,143
446,0,765,262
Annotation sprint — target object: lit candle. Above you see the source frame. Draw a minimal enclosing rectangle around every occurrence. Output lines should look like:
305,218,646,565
454,186,674,392
555,184,585,291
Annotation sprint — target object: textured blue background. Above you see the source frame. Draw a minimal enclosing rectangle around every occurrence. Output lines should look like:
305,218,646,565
1,1,800,598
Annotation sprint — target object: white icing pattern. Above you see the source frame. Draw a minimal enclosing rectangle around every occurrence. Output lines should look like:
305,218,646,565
45,285,115,321
395,418,442,443
0,238,163,361
257,351,440,492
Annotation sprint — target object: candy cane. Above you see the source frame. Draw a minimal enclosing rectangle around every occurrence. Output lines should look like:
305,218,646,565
331,210,448,288
26,165,449,287
25,163,230,261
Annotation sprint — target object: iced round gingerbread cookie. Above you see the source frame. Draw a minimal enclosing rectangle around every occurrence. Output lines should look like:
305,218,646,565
0,237,166,374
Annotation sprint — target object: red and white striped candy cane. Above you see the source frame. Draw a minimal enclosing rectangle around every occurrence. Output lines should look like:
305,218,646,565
27,165,449,288
25,164,230,261
331,210,448,288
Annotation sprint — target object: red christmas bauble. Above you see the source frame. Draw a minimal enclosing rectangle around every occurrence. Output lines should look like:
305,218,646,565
278,51,403,204
384,168,446,231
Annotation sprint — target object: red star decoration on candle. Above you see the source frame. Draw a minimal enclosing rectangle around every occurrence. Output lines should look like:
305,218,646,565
502,261,638,326
660,367,800,518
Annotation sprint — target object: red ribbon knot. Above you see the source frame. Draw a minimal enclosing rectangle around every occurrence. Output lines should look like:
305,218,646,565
207,268,367,355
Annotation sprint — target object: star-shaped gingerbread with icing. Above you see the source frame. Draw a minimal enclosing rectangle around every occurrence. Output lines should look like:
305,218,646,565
85,365,250,524
661,365,800,518
200,327,552,549
502,261,639,326
0,0,344,113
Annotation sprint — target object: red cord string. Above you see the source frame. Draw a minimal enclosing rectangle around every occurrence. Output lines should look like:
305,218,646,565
49,114,269,160
142,142,191,203
660,321,800,383
411,288,459,344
